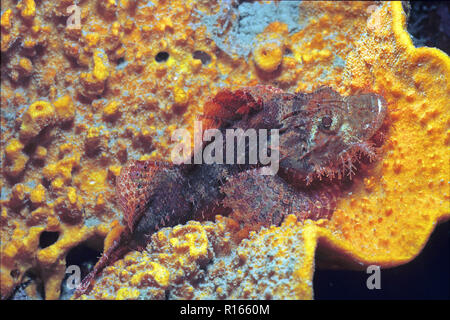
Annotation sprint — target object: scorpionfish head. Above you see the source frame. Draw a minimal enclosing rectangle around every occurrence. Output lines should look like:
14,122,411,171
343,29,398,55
277,87,387,184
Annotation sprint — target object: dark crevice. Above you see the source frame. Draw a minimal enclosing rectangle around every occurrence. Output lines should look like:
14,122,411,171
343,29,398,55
10,268,20,278
59,241,103,299
39,231,60,249
193,50,212,65
65,242,103,278
9,269,44,300
155,51,169,62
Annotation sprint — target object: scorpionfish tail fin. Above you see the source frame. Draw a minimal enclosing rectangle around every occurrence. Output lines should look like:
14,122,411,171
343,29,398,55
116,160,173,231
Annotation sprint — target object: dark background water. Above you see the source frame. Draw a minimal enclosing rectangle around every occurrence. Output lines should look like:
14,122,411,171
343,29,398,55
406,1,449,54
314,221,449,300
313,1,450,300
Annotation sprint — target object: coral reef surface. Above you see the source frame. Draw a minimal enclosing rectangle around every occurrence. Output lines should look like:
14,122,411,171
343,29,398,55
1,1,449,299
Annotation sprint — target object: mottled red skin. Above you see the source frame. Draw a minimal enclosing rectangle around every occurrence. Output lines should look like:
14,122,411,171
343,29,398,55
74,85,386,298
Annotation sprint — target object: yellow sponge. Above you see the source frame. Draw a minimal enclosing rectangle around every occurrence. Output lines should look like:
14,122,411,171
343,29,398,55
253,42,283,73
54,95,75,123
20,101,56,141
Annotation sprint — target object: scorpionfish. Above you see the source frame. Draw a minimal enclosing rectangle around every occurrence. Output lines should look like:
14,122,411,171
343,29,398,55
74,85,387,297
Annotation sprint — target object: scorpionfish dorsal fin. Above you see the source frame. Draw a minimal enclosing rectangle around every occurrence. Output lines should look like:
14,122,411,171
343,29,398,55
200,88,262,130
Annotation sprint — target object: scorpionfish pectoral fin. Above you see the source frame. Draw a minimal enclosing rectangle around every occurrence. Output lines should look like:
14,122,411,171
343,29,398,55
221,168,339,227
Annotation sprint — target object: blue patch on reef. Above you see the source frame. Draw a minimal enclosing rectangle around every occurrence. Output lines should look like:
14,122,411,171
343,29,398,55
196,0,303,59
